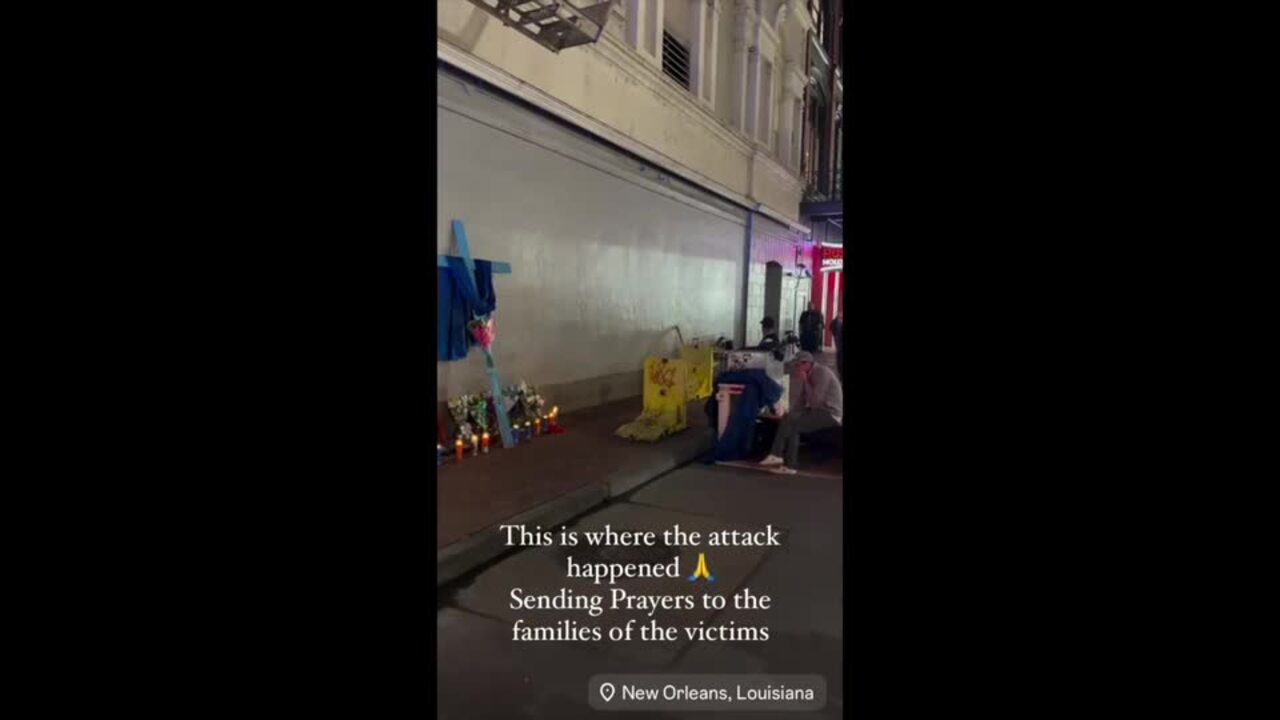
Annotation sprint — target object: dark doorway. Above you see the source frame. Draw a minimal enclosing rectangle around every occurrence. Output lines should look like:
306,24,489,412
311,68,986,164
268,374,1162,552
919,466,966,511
764,262,783,332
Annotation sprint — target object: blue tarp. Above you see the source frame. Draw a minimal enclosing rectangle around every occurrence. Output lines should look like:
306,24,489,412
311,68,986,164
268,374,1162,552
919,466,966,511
705,370,783,462
437,258,496,361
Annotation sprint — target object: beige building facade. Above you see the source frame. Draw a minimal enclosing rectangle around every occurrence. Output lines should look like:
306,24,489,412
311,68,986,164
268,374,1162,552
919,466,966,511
437,1,820,411
438,0,815,228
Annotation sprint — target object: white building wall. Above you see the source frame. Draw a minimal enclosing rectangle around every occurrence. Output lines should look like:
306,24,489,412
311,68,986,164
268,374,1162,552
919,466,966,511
437,0,808,227
438,69,747,412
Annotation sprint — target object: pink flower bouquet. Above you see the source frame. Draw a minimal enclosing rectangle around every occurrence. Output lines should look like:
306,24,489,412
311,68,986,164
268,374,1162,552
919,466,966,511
468,318,495,350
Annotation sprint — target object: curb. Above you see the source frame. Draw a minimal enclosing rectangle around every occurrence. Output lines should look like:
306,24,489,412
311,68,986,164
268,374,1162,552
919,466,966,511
437,430,713,587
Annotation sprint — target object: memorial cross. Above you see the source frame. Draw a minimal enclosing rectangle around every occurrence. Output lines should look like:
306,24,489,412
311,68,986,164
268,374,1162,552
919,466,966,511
437,219,516,449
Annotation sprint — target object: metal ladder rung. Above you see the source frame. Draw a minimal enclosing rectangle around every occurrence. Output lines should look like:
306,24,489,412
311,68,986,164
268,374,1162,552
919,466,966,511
535,19,572,40
519,5,560,23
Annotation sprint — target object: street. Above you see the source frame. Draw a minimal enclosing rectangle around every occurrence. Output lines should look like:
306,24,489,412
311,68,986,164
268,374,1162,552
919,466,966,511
437,454,844,719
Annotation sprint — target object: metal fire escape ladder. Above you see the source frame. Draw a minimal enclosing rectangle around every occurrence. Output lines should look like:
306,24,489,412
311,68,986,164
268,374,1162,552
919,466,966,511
466,0,615,53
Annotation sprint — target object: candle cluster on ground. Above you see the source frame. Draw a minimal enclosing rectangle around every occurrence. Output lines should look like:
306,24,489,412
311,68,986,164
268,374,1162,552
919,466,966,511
440,388,566,465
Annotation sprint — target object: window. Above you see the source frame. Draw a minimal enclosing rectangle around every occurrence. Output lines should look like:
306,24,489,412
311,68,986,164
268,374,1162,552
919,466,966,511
792,101,804,171
662,30,691,90
760,59,774,145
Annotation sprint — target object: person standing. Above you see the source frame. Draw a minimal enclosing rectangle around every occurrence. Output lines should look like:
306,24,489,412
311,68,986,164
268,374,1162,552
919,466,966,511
758,316,780,350
758,352,842,474
830,312,844,378
798,301,824,354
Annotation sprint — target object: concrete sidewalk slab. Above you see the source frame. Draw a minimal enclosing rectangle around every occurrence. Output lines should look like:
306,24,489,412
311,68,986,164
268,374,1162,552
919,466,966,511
438,459,845,720
449,502,776,667
629,465,843,546
438,607,687,720
437,398,713,585
671,624,844,719
623,463,845,712
438,483,607,587
628,466,843,627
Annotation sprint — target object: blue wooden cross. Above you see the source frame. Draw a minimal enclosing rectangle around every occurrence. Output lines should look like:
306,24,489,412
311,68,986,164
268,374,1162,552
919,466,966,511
437,219,517,449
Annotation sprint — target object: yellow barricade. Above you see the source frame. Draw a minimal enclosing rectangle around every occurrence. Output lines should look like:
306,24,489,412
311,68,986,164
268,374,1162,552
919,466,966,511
615,357,689,442
681,344,714,401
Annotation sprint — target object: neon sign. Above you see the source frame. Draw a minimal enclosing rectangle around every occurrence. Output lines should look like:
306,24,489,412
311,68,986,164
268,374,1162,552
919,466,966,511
820,246,843,272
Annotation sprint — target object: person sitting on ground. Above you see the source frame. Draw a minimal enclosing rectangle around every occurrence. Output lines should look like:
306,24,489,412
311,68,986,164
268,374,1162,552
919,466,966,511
758,351,841,474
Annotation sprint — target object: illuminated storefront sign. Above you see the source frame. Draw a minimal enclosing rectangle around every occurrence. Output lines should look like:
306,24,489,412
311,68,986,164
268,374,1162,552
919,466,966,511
820,245,843,272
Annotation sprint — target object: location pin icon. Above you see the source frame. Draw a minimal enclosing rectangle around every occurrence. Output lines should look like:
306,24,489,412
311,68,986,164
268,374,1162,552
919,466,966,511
599,682,616,703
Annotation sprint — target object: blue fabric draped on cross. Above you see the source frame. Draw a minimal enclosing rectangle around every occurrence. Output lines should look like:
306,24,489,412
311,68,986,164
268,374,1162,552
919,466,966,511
437,257,496,361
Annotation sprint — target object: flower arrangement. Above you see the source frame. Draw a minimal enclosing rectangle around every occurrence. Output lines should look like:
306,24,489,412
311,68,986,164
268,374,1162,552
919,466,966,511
447,392,502,444
517,380,546,420
447,396,473,440
468,393,490,435
468,318,495,350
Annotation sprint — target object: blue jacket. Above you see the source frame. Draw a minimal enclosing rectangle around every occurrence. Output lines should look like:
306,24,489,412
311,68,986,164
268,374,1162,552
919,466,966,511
706,370,783,462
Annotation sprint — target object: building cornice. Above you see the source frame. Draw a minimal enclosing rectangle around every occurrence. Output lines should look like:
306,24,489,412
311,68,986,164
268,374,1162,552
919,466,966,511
754,149,803,194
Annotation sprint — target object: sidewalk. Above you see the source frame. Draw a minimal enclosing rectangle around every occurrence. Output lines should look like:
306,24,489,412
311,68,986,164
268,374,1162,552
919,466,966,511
437,398,714,586
437,453,845,719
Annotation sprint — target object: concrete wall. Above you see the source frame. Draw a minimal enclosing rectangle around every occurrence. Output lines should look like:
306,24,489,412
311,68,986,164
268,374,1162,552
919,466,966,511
744,213,813,347
437,68,747,413
437,0,806,226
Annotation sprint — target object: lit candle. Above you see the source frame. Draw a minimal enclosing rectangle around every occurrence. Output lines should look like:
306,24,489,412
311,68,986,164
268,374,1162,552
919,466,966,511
525,421,534,439
481,432,490,453
455,438,464,462
471,434,479,457
534,417,543,436
549,406,560,429
437,444,443,466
